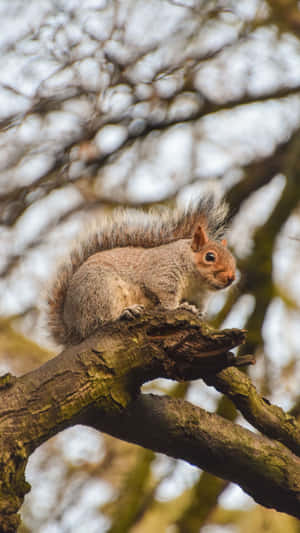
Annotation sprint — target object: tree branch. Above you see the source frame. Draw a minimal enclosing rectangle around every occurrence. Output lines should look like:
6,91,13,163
203,367,300,456
0,309,299,532
88,394,300,519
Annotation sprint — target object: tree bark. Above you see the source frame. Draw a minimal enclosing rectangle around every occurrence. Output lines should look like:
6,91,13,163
0,309,299,532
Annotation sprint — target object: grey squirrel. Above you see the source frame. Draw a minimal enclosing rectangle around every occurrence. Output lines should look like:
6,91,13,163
48,196,236,346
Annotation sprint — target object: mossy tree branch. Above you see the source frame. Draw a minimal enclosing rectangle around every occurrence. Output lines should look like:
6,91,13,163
0,309,299,532
203,367,300,456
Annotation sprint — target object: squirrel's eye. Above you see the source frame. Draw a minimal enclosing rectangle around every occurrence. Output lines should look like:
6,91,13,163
205,252,216,262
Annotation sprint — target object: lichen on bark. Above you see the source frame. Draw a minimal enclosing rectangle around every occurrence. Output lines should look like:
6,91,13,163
0,309,299,531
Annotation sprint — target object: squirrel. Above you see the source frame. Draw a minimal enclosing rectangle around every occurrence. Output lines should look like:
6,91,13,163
48,195,236,346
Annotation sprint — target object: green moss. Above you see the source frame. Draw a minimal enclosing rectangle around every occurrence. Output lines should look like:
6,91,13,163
0,373,17,390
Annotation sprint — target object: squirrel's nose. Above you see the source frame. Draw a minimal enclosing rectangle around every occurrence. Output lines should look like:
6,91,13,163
226,272,235,286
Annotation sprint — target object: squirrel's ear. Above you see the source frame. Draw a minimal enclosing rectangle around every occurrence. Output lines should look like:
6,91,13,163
191,224,209,251
221,238,227,247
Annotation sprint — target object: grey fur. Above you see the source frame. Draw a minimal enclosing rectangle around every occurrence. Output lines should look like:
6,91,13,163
48,196,232,345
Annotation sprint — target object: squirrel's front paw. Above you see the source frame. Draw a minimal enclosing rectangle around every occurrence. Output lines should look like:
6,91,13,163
120,304,145,320
179,302,202,317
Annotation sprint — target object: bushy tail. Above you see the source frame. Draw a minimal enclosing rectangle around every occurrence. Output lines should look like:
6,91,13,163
48,195,229,345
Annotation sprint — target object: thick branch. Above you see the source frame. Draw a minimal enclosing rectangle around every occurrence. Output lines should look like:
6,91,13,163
0,309,299,531
85,394,300,519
